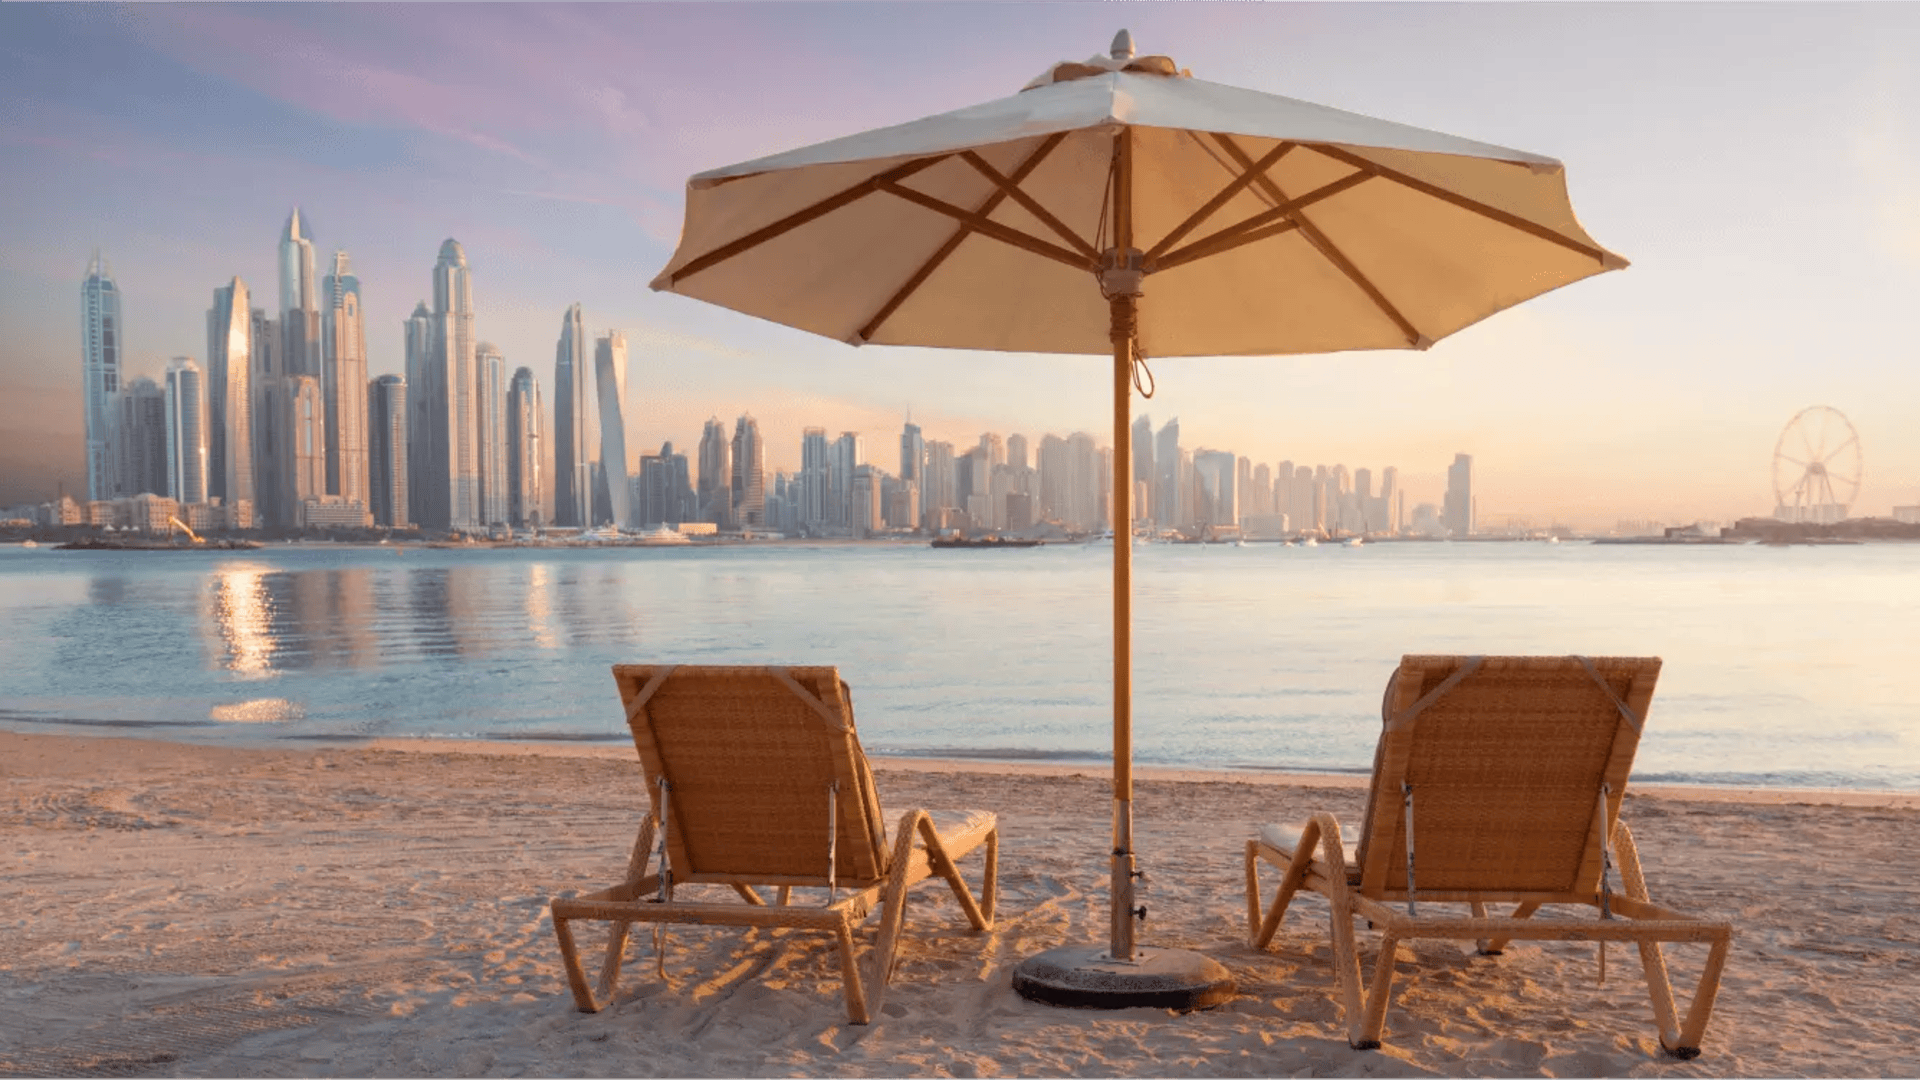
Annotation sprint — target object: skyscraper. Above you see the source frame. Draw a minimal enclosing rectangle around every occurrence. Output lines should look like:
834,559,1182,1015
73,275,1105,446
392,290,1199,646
250,305,291,528
900,419,923,485
507,366,542,528
206,278,253,515
402,301,434,528
800,427,829,534
476,341,508,526
1154,418,1181,529
593,332,630,528
368,375,409,528
1443,453,1474,537
320,250,369,517
80,252,122,500
697,417,731,526
164,357,207,506
1131,414,1154,525
279,208,321,379
828,432,863,530
731,414,765,527
433,240,478,530
1194,449,1237,528
551,304,590,529
289,375,326,514
117,377,167,497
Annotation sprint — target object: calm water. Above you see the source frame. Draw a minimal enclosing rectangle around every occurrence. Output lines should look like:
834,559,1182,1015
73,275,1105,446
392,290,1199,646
2,540,1917,791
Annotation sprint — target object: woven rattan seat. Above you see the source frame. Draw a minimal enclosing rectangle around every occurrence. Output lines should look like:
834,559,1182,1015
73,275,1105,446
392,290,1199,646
550,665,998,1024
1244,655,1732,1058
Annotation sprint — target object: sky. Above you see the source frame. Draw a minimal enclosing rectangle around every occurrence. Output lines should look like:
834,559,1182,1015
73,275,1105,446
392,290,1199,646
4,2,1919,528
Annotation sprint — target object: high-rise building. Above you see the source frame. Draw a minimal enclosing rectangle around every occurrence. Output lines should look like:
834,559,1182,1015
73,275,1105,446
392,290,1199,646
828,432,863,531
289,375,326,512
1194,449,1237,528
1006,433,1029,472
117,377,167,497
697,417,731,526
1379,466,1400,534
368,375,408,528
1153,418,1181,529
507,366,542,528
80,252,122,500
731,414,765,527
1443,453,1474,537
206,279,254,514
164,357,208,506
279,208,321,379
551,304,591,529
320,250,369,514
800,427,829,534
476,341,508,526
1131,414,1154,525
638,441,695,527
900,419,923,484
249,305,293,529
433,240,478,530
593,332,630,528
402,301,434,528
922,439,956,530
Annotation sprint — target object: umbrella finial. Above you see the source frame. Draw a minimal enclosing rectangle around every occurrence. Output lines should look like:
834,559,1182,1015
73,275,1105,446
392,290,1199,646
1111,29,1135,60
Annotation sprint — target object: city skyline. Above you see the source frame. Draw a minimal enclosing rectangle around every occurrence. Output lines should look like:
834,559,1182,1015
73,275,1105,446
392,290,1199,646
6,5,1920,527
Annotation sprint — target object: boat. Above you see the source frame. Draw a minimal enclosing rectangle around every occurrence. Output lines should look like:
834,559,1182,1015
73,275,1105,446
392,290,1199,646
636,526,692,546
1300,536,1319,548
930,536,1045,549
1347,537,1364,547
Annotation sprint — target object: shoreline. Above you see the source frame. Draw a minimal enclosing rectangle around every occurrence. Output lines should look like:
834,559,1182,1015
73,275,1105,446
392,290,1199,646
8,725,1918,808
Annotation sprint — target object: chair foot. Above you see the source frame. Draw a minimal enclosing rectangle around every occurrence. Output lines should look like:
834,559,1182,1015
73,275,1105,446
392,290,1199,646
1664,1043,1701,1061
1476,947,1504,956
1350,1039,1381,1051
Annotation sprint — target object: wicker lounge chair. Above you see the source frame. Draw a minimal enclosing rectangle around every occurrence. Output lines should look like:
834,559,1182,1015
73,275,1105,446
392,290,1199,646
1244,655,1732,1057
550,664,998,1024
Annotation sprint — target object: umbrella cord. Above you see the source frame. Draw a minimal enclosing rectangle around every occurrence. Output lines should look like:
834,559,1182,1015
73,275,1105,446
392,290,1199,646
1133,351,1155,399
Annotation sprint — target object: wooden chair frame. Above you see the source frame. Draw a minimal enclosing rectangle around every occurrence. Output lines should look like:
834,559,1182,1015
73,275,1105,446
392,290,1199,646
1243,656,1732,1058
550,665,998,1024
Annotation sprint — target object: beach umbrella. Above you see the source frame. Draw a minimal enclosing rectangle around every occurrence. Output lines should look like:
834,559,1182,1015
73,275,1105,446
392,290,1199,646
651,31,1625,1008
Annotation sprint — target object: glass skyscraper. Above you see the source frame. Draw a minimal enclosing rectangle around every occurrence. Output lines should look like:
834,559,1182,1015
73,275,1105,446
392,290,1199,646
506,366,542,528
80,252,122,500
594,331,630,529
321,249,369,520
551,304,590,529
164,357,208,506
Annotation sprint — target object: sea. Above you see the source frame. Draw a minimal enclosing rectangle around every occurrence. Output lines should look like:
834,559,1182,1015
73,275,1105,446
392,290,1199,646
2,539,1916,791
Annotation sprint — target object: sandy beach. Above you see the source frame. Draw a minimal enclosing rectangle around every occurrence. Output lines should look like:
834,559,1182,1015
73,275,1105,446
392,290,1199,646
3,731,1917,1078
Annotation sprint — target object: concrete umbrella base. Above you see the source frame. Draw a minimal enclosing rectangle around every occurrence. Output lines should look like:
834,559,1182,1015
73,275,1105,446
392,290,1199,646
1011,945,1236,1011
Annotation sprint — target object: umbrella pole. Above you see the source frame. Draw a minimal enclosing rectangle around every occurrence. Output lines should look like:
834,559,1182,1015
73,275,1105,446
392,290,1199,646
1109,292,1137,963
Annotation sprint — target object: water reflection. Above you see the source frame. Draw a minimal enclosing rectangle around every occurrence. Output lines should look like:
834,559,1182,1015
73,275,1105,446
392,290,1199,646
527,562,558,650
212,564,274,677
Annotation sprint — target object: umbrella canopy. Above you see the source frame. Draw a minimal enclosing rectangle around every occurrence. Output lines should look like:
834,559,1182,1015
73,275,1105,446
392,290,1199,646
653,40,1624,359
653,31,1624,992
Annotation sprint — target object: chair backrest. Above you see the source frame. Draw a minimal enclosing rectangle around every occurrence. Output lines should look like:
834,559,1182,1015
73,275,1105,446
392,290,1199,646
612,664,891,888
1353,655,1660,899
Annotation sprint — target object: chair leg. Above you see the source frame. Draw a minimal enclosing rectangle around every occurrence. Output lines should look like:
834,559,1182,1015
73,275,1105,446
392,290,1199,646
1328,906,1370,1046
1352,931,1399,1049
1480,901,1540,955
835,917,872,1025
1668,934,1731,1058
917,815,995,931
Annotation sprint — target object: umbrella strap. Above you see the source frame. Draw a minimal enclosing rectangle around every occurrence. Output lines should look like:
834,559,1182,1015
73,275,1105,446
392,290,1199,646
1132,351,1155,399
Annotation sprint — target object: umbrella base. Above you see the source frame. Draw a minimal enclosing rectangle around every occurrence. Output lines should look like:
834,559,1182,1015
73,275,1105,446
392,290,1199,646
1011,945,1236,1011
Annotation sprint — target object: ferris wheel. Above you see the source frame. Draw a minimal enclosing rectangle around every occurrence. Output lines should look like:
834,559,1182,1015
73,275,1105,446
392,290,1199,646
1771,406,1862,524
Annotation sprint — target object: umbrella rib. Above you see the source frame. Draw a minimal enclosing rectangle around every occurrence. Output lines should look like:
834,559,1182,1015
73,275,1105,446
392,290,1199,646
1212,134,1426,348
857,135,1069,345
877,181,1098,273
959,150,1099,261
666,155,950,285
1142,140,1295,264
1313,144,1619,266
1150,171,1370,274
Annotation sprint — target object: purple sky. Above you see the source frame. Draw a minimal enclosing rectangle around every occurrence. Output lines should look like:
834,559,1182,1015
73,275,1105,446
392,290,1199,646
5,3,1920,526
